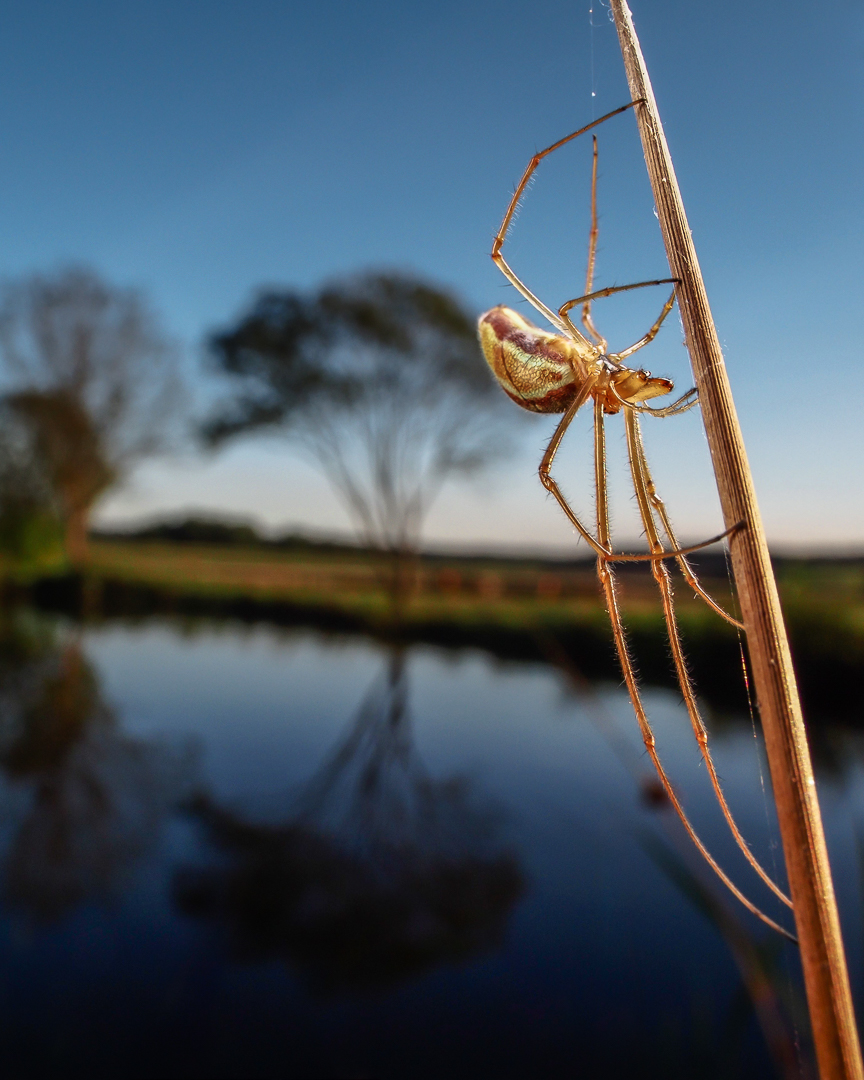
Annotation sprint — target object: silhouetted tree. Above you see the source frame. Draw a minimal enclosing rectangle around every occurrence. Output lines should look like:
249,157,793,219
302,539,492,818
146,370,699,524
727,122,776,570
0,267,180,564
204,271,513,608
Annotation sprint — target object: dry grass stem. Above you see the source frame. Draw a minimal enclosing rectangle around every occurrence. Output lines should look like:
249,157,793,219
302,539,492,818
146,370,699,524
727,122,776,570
608,3,864,1077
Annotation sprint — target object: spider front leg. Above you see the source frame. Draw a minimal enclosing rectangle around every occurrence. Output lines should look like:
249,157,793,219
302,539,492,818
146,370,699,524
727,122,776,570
615,287,678,361
558,279,678,344
491,102,640,335
598,400,794,937
575,131,675,354
624,408,792,910
581,136,606,349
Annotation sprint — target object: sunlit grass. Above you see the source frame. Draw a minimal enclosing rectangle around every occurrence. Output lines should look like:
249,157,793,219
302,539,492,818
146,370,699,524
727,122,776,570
84,539,864,644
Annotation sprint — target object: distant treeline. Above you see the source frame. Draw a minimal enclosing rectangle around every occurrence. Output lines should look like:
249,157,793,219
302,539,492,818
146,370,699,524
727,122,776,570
95,517,308,550
91,515,607,570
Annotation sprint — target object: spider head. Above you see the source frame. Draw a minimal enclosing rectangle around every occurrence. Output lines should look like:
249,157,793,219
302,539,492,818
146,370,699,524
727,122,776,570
601,365,674,414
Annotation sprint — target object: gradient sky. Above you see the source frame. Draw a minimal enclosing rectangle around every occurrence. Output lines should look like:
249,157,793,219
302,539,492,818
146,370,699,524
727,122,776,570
0,0,861,552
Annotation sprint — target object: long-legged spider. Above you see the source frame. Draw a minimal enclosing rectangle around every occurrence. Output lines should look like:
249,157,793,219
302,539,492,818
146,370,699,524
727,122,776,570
478,102,794,941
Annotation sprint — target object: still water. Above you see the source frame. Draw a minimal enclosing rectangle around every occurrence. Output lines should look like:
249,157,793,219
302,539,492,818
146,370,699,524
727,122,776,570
0,611,861,1078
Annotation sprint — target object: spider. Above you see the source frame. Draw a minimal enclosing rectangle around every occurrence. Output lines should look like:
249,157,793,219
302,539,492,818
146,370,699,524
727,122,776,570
478,101,794,941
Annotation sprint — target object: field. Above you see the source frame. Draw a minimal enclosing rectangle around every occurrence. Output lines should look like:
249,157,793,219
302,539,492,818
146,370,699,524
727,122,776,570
81,537,863,624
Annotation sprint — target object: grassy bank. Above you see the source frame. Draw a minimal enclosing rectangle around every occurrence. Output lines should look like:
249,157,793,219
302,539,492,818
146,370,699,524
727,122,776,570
11,537,864,723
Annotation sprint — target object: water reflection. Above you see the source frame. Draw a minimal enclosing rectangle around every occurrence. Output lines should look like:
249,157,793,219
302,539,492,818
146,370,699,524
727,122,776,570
0,612,858,1077
0,613,194,921
175,648,525,992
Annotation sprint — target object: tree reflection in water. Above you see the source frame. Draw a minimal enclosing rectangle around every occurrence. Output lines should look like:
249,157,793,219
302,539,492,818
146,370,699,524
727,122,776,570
0,613,195,922
175,649,525,993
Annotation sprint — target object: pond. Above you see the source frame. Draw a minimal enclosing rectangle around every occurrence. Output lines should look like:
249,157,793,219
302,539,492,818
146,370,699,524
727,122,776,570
0,610,860,1079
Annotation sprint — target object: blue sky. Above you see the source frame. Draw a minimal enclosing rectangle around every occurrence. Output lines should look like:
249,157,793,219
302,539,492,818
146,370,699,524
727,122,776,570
0,0,861,551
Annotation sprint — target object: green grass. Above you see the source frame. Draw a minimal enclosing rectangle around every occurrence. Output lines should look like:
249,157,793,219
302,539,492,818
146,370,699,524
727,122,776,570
82,538,864,635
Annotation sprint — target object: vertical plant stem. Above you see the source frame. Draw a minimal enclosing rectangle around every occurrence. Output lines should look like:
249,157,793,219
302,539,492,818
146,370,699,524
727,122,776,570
608,3,863,1078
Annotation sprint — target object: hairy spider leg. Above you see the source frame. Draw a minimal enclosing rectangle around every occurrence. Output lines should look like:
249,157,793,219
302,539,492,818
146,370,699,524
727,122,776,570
537,385,743,566
491,102,642,336
608,526,741,562
603,293,738,622
594,398,795,940
558,278,678,344
599,371,737,620
625,414,743,628
616,288,677,361
625,409,792,908
556,264,736,619
582,136,606,347
610,385,698,417
538,376,608,557
570,132,680,366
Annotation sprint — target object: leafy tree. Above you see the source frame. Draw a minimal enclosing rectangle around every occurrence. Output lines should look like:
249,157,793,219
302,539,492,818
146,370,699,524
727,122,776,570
0,267,180,565
0,405,65,575
204,271,512,606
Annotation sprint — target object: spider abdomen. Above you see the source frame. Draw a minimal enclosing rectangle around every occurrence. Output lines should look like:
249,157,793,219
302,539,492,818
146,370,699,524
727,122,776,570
478,306,588,414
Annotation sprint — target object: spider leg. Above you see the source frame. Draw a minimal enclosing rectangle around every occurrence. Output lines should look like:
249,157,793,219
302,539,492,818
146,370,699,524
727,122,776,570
632,389,699,417
595,400,793,938
614,288,677,360
610,524,742,563
491,102,640,339
581,136,607,350
494,256,571,336
539,387,738,564
624,408,792,911
558,278,678,342
625,411,743,629
538,377,612,558
610,385,698,418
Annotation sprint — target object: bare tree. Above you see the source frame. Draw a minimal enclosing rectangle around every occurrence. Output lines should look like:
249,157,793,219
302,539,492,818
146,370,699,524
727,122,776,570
0,267,180,564
204,271,513,606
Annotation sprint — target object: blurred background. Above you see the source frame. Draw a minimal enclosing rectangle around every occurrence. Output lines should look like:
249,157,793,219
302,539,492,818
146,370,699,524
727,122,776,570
0,0,859,551
0,1,860,1078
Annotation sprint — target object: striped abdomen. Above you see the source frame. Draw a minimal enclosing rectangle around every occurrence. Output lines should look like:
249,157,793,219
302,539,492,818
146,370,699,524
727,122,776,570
478,306,589,414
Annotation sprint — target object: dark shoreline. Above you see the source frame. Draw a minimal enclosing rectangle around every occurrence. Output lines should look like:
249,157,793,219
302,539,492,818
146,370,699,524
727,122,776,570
11,571,862,727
